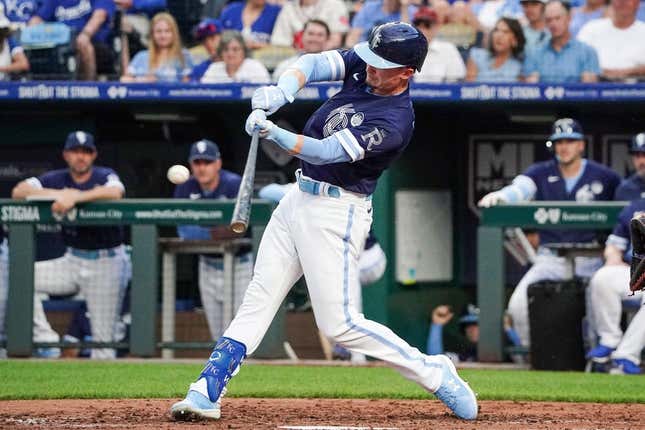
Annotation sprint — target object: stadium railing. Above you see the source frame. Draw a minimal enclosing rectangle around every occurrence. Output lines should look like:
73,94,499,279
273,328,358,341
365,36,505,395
1,198,273,357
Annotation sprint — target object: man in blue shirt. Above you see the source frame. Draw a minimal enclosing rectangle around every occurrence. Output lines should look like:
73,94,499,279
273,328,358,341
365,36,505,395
345,0,417,47
171,22,478,423
12,130,128,359
479,118,621,348
219,0,280,49
524,0,600,82
29,0,115,80
173,139,252,341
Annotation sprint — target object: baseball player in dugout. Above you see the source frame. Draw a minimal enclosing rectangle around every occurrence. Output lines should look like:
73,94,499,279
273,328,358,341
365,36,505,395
478,118,621,348
171,22,479,422
173,139,252,340
585,132,645,374
11,131,128,359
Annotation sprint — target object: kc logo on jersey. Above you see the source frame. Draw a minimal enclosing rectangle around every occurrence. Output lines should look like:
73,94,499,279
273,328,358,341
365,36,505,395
323,103,357,137
575,181,604,202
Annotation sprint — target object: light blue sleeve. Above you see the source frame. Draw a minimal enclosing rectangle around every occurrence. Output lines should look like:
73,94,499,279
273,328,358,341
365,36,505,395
258,183,289,202
269,126,352,165
177,225,211,240
181,49,194,77
127,50,149,77
497,175,537,202
583,44,601,75
522,50,538,76
426,323,444,355
276,51,344,101
350,3,371,28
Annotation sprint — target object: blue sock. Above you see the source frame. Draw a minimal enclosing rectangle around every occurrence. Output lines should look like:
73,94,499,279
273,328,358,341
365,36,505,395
198,337,247,402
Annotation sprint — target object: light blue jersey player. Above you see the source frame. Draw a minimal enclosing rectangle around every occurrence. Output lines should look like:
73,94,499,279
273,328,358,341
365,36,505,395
171,22,478,422
173,139,253,341
479,118,621,348
12,131,128,359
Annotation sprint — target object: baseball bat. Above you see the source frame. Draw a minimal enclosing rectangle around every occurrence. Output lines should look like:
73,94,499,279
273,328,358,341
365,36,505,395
230,128,260,233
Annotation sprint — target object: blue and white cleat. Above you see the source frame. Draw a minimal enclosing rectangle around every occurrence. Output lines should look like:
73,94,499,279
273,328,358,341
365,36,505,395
609,358,643,375
586,344,615,363
434,355,478,420
170,379,222,421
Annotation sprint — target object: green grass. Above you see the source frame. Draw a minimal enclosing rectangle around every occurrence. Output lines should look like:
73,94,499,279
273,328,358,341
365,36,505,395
0,361,643,403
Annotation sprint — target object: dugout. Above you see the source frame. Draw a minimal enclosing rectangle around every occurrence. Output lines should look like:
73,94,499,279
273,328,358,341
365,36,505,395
0,82,643,358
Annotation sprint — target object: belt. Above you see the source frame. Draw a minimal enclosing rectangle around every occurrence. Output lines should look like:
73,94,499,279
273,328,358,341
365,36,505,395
297,171,341,198
70,247,119,260
202,253,252,269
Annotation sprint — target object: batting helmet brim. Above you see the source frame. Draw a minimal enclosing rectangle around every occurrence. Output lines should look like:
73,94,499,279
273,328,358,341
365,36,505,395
354,42,406,69
548,132,584,142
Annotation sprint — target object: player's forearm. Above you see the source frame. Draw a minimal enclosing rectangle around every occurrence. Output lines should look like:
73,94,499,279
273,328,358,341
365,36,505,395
268,126,351,165
497,175,537,202
82,9,108,36
76,185,124,203
12,182,62,199
276,51,344,101
426,323,444,355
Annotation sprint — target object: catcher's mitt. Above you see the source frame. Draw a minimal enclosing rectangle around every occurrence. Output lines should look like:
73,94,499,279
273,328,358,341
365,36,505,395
629,214,645,292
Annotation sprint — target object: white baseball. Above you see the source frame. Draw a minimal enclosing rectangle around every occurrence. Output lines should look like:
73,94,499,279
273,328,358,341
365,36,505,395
167,165,190,185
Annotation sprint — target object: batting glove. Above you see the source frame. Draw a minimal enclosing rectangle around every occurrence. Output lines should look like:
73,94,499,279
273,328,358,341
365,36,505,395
251,86,290,115
245,109,276,139
478,191,507,208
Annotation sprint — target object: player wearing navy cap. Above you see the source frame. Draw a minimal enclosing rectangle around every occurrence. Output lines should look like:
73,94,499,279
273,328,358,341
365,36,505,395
614,132,645,201
171,22,479,422
12,131,128,359
479,118,621,348
173,139,252,341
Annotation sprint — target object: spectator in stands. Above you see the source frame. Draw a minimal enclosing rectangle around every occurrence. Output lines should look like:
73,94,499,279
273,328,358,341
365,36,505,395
174,139,253,342
570,0,608,37
577,0,645,81
345,0,418,47
189,18,222,66
426,304,479,363
12,130,128,360
219,0,281,49
0,0,39,24
412,6,465,83
472,0,523,31
200,30,269,83
465,17,525,82
272,18,328,80
523,0,600,82
29,0,115,80
270,0,348,50
114,0,166,48
520,0,549,50
0,11,29,80
121,12,193,82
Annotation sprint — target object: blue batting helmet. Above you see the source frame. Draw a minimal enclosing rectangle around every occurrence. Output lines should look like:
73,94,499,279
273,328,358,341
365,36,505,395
629,132,645,154
354,22,428,72
546,118,584,150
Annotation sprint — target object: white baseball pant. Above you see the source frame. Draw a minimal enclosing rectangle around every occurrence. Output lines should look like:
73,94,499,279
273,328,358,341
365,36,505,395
198,253,253,340
589,264,643,348
507,250,602,346
31,245,128,359
224,184,445,393
612,296,645,365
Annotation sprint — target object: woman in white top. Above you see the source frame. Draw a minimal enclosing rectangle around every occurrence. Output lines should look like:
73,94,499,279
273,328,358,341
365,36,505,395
201,31,270,83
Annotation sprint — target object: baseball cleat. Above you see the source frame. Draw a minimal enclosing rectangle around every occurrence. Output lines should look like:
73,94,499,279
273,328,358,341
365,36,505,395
585,344,615,363
170,388,222,421
609,359,643,375
434,355,478,420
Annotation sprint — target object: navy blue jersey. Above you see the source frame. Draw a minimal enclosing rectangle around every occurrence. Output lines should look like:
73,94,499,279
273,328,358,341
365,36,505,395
608,199,645,262
523,159,620,245
36,0,115,43
614,173,645,201
219,1,280,45
35,224,66,261
301,50,415,195
174,170,242,241
30,166,125,250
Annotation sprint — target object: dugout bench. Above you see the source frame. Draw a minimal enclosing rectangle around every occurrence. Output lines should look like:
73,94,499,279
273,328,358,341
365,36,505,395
477,202,626,362
1,199,274,357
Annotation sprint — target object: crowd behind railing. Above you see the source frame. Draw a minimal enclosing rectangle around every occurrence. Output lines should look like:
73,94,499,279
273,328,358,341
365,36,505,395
0,0,644,84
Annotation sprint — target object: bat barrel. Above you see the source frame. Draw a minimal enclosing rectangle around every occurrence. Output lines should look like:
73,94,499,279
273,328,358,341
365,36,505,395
230,129,260,233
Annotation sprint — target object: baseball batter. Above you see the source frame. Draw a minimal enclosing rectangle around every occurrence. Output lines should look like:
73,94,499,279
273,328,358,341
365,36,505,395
479,118,621,347
174,139,253,340
12,131,128,359
171,22,478,422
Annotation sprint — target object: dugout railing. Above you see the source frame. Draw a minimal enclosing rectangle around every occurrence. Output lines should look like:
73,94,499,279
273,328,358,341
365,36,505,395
477,202,627,362
1,199,273,357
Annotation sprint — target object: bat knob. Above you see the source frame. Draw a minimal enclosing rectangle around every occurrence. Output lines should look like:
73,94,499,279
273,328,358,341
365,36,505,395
230,222,247,234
